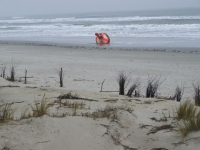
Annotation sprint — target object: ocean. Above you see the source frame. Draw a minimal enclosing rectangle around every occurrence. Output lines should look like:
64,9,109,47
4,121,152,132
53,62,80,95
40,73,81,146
0,8,200,49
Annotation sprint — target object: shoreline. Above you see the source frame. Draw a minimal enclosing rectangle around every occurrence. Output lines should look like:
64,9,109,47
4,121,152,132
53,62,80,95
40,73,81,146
0,40,200,54
0,37,200,54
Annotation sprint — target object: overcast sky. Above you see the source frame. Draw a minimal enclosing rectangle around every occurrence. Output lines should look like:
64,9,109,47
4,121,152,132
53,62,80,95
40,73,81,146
0,0,200,16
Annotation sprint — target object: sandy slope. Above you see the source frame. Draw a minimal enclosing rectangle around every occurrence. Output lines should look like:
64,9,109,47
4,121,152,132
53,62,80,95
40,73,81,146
1,44,200,150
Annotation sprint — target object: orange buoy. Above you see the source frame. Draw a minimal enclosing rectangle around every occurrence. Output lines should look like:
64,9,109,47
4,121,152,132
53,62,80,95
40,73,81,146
95,33,110,45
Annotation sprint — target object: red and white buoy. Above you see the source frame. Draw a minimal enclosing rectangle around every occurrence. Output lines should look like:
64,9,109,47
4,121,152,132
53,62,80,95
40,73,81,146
95,33,110,45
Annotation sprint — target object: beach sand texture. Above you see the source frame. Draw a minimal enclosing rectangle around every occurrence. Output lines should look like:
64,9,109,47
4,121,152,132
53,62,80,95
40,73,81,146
0,44,200,150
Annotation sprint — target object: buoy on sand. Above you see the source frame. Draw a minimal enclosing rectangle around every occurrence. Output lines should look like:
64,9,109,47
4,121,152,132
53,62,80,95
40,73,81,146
95,33,110,45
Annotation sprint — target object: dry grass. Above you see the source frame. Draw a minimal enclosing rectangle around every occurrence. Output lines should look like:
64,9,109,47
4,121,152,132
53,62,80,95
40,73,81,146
126,77,140,97
174,100,200,137
174,100,197,120
58,93,79,99
82,105,133,119
62,100,85,109
20,107,31,120
30,94,50,117
146,76,161,98
117,71,130,95
49,109,67,118
172,85,184,102
193,82,200,106
147,124,173,135
82,105,117,119
53,99,85,116
0,104,14,123
72,102,79,116
1,62,7,78
177,113,200,137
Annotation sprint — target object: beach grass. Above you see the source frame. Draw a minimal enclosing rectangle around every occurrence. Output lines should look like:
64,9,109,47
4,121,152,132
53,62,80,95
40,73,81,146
177,112,200,137
20,107,32,120
117,71,130,95
30,94,50,117
193,82,200,106
174,100,197,120
0,104,14,123
175,100,200,137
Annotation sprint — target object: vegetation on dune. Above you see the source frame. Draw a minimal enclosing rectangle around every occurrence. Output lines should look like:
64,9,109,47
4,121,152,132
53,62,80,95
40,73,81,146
174,100,197,120
193,82,200,106
30,94,50,117
0,104,14,123
117,71,130,95
174,100,200,137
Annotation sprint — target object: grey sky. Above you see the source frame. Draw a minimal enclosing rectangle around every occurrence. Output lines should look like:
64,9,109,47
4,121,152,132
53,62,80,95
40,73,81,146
0,0,200,16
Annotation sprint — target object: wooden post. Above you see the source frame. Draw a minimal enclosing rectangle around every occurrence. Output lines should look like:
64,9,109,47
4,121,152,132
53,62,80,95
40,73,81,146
60,67,63,87
100,79,105,92
24,69,27,84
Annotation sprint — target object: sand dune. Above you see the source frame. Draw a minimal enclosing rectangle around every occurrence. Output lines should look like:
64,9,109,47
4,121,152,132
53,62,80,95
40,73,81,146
0,44,200,150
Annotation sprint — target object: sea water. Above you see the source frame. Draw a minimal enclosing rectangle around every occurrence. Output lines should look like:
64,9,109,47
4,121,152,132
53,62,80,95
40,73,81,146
0,8,200,48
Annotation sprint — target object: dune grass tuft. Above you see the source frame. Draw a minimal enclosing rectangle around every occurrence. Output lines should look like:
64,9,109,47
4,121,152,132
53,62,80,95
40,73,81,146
177,112,200,137
62,100,85,109
175,100,200,137
82,105,133,119
146,76,161,98
72,102,79,116
20,107,32,120
30,94,50,117
174,100,197,120
172,85,184,102
193,82,200,106
0,104,14,123
117,71,130,95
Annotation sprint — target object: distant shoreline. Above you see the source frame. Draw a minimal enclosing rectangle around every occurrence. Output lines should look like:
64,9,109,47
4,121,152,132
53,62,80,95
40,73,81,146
0,38,200,54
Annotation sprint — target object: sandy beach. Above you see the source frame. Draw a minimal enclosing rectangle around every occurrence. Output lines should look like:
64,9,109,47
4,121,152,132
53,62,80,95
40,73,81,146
1,43,200,150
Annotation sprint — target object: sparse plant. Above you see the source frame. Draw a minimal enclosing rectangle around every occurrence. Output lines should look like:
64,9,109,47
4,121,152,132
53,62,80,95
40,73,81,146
0,104,14,123
30,94,50,117
62,100,85,109
58,93,79,99
20,107,31,120
174,100,197,120
72,102,78,116
7,59,19,82
174,100,200,137
193,82,200,106
177,111,200,137
82,105,133,119
90,105,117,119
134,88,140,97
127,77,140,97
49,109,67,118
1,62,7,78
172,85,184,102
117,71,131,95
146,76,161,98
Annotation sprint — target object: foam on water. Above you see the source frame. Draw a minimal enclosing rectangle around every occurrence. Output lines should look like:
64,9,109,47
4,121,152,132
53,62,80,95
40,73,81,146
0,9,200,48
